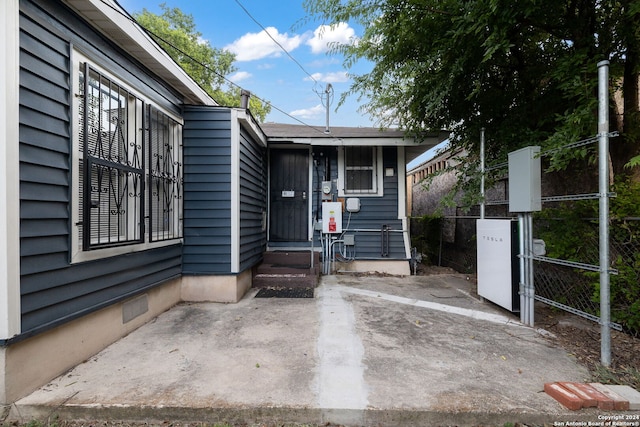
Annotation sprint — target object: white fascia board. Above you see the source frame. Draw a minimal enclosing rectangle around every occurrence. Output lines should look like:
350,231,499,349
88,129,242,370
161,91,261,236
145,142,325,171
0,0,21,339
230,110,241,274
236,110,267,147
64,0,215,106
267,137,413,146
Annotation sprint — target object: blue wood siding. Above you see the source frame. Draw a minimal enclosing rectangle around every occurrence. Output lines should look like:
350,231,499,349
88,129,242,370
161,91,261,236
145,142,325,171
310,146,406,259
182,107,233,274
238,126,267,271
17,0,184,338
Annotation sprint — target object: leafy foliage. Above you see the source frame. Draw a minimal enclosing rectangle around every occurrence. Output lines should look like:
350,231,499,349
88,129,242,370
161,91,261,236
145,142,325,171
410,214,443,263
303,0,640,180
134,4,271,121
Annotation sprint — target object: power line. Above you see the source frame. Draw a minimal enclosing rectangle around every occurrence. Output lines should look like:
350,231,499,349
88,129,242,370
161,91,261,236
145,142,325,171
233,0,319,87
100,0,333,137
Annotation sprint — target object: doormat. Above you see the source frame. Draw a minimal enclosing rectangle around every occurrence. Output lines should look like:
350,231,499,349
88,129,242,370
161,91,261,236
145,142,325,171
255,287,315,298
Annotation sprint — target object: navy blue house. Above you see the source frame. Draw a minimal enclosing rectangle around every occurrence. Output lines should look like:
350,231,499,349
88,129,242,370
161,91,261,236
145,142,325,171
0,0,446,404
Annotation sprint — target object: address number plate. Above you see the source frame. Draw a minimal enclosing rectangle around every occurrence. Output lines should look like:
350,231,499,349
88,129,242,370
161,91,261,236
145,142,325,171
281,190,295,198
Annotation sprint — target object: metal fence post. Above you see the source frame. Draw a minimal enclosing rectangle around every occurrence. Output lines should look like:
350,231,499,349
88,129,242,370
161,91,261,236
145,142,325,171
526,212,535,327
480,128,486,220
597,60,611,367
518,213,526,325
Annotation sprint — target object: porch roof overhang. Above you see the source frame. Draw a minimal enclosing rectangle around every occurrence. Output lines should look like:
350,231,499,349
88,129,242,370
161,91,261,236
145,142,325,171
260,123,450,164
63,0,216,106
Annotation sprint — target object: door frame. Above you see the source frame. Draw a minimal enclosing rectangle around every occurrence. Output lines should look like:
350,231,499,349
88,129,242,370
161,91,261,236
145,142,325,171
267,145,313,244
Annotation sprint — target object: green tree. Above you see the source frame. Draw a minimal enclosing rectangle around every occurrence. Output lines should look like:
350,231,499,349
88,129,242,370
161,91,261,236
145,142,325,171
134,4,271,121
303,0,640,180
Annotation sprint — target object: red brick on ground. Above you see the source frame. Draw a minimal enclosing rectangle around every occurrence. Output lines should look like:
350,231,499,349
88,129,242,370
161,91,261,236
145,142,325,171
560,382,614,410
544,382,584,410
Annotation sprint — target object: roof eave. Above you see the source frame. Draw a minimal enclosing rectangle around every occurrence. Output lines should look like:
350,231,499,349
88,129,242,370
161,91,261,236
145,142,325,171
63,0,216,106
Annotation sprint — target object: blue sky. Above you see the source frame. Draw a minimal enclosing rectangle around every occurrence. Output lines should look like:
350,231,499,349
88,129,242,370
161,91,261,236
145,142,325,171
117,0,374,127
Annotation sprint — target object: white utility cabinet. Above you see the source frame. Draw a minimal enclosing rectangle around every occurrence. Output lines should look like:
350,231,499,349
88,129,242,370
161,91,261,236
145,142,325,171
476,219,520,312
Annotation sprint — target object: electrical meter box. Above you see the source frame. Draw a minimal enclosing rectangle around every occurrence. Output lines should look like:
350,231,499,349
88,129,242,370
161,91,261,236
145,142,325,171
321,181,332,201
508,146,541,212
322,202,342,234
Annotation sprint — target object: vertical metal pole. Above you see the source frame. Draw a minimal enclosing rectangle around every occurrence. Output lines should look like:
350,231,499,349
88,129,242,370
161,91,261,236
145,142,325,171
311,222,315,270
480,128,486,220
518,214,526,325
324,84,333,134
527,212,535,327
597,60,611,367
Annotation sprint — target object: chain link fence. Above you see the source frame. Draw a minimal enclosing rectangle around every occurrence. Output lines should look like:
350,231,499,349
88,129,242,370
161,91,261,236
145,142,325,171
410,214,640,336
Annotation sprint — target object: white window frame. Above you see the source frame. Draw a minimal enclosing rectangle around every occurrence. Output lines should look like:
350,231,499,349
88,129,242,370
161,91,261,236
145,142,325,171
70,50,183,263
337,146,384,197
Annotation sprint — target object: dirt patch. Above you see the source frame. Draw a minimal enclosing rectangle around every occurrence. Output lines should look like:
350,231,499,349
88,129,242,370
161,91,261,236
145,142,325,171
535,303,640,389
415,264,460,276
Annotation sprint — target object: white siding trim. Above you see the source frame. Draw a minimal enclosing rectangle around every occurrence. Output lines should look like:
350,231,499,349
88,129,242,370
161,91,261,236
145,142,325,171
397,147,406,218
236,110,267,147
0,0,21,338
307,149,313,241
230,111,241,273
397,147,411,259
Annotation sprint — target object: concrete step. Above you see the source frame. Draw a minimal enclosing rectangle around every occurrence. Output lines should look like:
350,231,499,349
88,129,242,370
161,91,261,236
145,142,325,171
253,251,321,289
252,272,319,289
262,251,319,266
256,263,320,276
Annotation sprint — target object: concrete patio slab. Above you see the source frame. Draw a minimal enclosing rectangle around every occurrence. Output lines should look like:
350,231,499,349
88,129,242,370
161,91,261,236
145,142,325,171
11,273,633,426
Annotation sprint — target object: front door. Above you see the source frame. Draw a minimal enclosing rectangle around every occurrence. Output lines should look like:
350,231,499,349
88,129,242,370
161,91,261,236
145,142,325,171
269,148,309,242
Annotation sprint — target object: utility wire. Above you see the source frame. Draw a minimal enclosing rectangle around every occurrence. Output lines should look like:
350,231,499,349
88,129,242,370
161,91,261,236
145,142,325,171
101,0,336,137
233,0,319,86
233,0,331,110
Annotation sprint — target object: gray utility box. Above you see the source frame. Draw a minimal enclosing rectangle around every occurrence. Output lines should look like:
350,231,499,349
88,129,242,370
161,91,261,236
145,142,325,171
508,146,541,212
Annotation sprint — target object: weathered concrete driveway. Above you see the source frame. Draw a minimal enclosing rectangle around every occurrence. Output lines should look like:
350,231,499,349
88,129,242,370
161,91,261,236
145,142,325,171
12,273,607,426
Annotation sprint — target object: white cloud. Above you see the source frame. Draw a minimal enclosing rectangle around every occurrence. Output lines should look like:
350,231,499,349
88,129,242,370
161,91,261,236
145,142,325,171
290,104,325,119
229,71,252,83
306,22,357,54
305,71,349,83
308,57,341,68
224,27,303,61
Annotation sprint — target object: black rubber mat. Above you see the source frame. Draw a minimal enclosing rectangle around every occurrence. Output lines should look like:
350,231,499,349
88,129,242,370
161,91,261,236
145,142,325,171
254,287,315,298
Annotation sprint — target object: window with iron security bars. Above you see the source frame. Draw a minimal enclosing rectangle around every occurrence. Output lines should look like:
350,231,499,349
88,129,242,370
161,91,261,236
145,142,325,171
78,62,183,251
345,146,376,193
148,106,182,242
